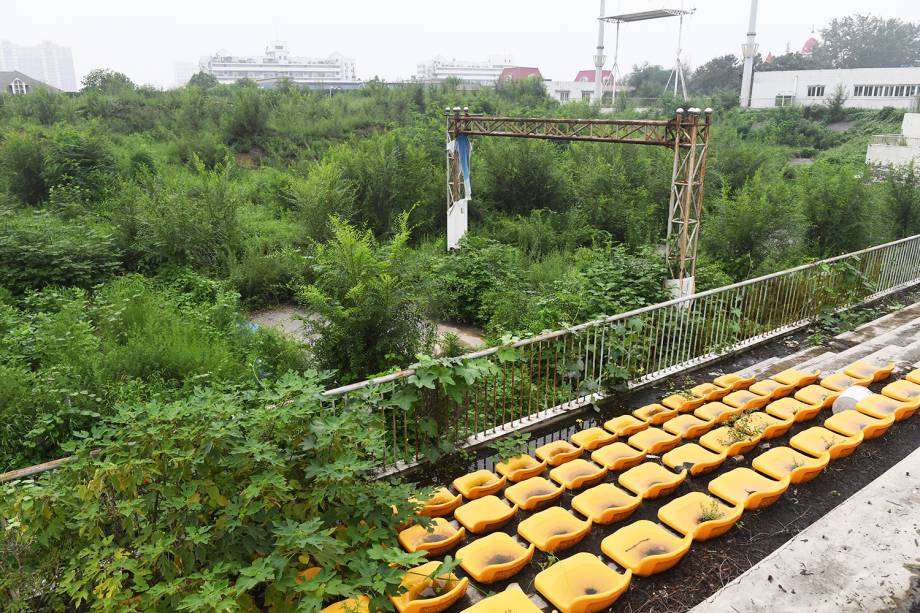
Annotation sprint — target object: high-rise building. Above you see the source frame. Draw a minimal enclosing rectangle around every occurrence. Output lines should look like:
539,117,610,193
200,41,358,89
416,55,514,85
0,40,77,92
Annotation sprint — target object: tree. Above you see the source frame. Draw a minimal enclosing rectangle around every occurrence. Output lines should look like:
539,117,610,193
187,71,218,89
885,164,920,237
626,63,671,100
816,14,920,68
691,54,741,95
758,52,820,72
80,68,135,93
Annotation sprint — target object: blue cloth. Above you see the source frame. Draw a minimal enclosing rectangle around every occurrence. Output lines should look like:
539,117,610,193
457,134,472,196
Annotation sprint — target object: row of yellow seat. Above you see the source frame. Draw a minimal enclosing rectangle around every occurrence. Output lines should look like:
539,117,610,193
322,364,920,613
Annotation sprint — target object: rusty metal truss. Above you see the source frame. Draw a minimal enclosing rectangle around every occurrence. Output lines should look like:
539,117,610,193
446,107,712,291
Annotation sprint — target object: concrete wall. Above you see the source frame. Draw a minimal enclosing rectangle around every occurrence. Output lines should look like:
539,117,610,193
904,113,920,138
546,80,613,104
750,67,920,110
866,144,920,167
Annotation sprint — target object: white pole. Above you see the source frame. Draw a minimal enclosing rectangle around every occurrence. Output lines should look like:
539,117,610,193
739,0,759,107
594,0,606,104
611,21,620,108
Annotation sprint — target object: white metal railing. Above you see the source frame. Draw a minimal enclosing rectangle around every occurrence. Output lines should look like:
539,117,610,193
322,234,920,467
870,134,920,147
3,234,920,482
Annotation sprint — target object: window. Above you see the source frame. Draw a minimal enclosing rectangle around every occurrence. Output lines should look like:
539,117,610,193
557,90,570,102
775,94,794,107
581,91,592,102
9,78,27,95
806,85,825,97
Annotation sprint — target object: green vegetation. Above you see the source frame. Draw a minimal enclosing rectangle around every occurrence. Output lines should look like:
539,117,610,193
0,13,918,610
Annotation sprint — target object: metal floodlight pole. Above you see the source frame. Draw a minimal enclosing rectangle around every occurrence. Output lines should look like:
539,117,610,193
594,0,607,104
740,0,759,107
611,21,621,108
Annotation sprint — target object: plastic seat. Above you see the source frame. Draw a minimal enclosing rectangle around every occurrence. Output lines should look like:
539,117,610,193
789,426,863,461
618,462,687,499
749,379,795,400
843,360,895,383
691,382,732,402
825,409,895,440
794,385,839,409
454,496,517,534
455,532,535,584
856,392,919,421
632,403,678,425
657,491,743,541
771,368,820,387
452,470,506,500
390,560,468,613
571,483,642,525
571,427,617,450
461,586,542,613
503,476,565,511
906,369,920,385
398,518,465,556
881,379,920,402
590,442,646,471
722,390,770,411
661,393,705,413
321,597,371,613
627,427,682,454
601,520,692,576
603,414,649,437
744,411,794,439
494,454,546,482
517,507,592,552
662,443,727,476
820,371,872,391
534,552,632,613
550,459,608,490
767,396,823,422
535,440,583,466
713,372,755,391
707,468,790,509
415,487,462,517
694,402,743,424
751,446,830,484
699,424,762,456
663,414,714,439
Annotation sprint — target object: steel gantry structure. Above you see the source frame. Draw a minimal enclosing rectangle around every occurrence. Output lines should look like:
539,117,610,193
446,107,713,296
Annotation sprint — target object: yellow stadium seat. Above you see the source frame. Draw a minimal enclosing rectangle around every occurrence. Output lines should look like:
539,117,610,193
571,427,618,450
453,496,517,534
632,403,678,425
517,507,592,553
771,368,820,387
691,381,732,401
460,586,542,613
693,402,743,424
456,532,535,584
661,393,705,413
713,372,755,391
722,389,771,411
699,424,762,456
820,371,871,391
503,476,565,511
662,443,727,476
663,414,714,439
601,520,692,576
571,483,642,525
749,378,795,400
321,596,371,613
751,446,830,484
590,442,647,471
767,396,823,422
843,360,894,383
856,392,919,421
495,454,546,482
390,561,468,613
452,470,506,500
398,518,465,557
708,467,789,510
535,440,583,466
618,462,687,499
824,409,895,440
789,426,863,461
794,385,839,409
603,414,649,437
414,487,462,517
550,459,608,490
744,411,794,439
657,492,743,541
534,552,632,613
627,427,682,454
881,379,920,403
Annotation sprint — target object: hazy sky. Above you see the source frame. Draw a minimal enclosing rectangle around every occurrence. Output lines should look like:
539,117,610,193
6,0,920,87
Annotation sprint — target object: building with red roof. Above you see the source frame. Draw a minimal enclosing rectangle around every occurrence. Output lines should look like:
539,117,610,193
499,67,543,81
802,37,819,56
574,69,613,83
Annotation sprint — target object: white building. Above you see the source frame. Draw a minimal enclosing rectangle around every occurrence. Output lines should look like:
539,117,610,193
548,69,614,105
866,113,920,172
201,41,358,89
0,40,77,92
172,61,198,88
750,67,920,110
416,55,514,85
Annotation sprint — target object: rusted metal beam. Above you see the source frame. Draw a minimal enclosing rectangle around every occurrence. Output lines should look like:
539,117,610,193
448,113,675,147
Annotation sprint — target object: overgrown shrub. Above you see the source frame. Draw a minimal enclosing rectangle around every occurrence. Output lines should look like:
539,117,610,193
0,130,48,205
